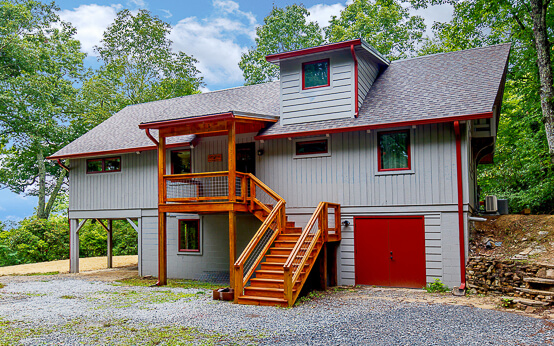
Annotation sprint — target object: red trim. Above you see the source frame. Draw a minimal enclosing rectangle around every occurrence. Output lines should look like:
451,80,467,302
377,130,411,171
178,219,200,252
295,139,328,156
86,156,121,174
57,159,70,172
139,112,234,130
350,45,359,117
46,142,191,160
266,39,362,62
302,59,330,90
454,121,466,290
255,112,494,140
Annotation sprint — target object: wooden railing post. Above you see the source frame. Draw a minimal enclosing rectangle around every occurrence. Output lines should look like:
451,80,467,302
283,266,292,306
249,177,256,210
322,203,328,243
335,205,341,240
241,174,247,202
234,265,243,303
228,121,236,202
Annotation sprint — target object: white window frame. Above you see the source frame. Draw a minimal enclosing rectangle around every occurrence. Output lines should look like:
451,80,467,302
292,136,331,159
173,214,202,256
374,127,415,176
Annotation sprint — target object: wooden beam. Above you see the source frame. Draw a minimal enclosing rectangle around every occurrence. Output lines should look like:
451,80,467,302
158,135,166,204
158,202,249,214
228,121,236,202
160,121,228,138
158,211,167,285
107,220,113,269
229,211,236,289
319,243,328,290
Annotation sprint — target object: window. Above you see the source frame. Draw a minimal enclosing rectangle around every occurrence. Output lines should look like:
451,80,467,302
378,130,411,171
86,157,121,173
293,137,331,159
178,219,200,252
171,150,191,174
302,59,330,90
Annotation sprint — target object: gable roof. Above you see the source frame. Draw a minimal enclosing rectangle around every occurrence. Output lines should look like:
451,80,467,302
50,43,510,159
49,82,280,159
256,43,510,139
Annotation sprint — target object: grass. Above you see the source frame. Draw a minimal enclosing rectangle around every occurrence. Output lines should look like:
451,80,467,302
0,283,4,289
21,271,59,276
86,288,202,309
0,317,265,345
114,276,220,290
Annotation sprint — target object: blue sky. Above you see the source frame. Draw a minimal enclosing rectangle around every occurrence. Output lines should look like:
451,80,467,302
0,0,453,223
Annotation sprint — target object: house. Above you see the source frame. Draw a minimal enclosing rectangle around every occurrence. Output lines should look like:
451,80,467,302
49,39,510,306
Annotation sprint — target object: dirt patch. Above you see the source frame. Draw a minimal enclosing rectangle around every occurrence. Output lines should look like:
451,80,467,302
0,255,138,276
470,215,554,264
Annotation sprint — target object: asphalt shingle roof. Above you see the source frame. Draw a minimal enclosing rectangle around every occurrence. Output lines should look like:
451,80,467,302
258,43,510,138
51,43,510,158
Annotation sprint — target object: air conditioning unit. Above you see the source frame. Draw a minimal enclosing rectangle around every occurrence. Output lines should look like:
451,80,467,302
485,195,498,213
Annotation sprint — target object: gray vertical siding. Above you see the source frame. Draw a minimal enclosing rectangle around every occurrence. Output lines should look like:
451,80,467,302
280,50,355,125
257,124,458,208
69,150,158,211
356,50,380,109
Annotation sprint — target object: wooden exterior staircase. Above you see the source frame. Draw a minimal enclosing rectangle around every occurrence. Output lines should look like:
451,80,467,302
234,177,341,307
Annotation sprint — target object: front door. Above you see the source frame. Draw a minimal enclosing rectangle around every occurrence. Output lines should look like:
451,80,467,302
236,142,255,174
354,216,426,288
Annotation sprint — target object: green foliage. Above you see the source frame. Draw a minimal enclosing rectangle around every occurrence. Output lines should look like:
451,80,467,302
0,217,137,267
239,4,324,85
423,278,450,293
500,297,514,308
325,0,426,60
79,9,203,129
115,277,219,290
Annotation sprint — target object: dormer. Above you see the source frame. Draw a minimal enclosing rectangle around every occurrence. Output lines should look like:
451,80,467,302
266,39,389,126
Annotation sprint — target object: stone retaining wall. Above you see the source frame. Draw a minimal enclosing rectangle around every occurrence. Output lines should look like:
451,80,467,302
466,257,554,305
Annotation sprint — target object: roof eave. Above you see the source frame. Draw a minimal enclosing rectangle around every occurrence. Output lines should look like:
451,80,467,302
46,141,192,160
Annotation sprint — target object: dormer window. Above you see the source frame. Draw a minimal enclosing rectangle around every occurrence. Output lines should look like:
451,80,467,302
302,59,330,90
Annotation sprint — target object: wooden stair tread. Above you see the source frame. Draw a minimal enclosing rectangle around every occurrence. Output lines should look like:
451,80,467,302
238,295,288,303
255,269,306,275
244,286,296,293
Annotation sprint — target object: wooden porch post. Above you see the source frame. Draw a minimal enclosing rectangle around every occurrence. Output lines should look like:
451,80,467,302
158,135,167,285
107,220,113,269
228,120,236,202
229,211,236,288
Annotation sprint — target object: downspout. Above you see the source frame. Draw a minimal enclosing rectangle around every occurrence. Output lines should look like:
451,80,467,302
56,159,70,172
350,44,359,118
454,121,466,290
145,128,159,146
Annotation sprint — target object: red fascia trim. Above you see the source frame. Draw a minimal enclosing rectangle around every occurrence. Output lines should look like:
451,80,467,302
255,112,493,141
266,39,362,63
46,142,191,160
454,121,466,290
139,112,234,130
302,59,331,90
350,45,359,117
377,130,411,172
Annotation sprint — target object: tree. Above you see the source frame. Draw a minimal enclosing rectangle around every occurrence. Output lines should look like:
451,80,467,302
239,4,324,85
325,0,426,60
81,9,203,129
0,0,85,219
412,0,554,162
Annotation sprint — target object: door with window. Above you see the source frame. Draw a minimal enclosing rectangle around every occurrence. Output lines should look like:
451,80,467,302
236,142,255,174
354,216,426,288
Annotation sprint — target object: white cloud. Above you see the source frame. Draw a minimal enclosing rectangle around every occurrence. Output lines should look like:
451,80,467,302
58,4,121,56
127,0,147,8
409,3,454,36
307,3,345,28
159,9,172,19
170,1,258,86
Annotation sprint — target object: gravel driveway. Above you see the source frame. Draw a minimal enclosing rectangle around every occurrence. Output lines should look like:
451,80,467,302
0,272,553,345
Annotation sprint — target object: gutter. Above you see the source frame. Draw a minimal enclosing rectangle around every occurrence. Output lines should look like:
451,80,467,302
145,128,159,146
454,121,466,290
56,159,70,172
350,44,359,118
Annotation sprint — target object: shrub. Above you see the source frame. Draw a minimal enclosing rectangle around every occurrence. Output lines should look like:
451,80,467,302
424,279,450,293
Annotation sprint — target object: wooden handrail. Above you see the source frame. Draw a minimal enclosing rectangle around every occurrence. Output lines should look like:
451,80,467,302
283,202,325,269
245,173,284,202
164,171,229,179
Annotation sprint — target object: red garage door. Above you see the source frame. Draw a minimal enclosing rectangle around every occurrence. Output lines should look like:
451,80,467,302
354,216,426,288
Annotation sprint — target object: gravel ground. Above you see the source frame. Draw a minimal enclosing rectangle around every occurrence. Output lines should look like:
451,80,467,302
0,275,553,345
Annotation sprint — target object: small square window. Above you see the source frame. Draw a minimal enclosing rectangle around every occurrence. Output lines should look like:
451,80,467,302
178,219,200,252
171,150,191,174
302,59,330,90
378,130,411,171
86,157,121,173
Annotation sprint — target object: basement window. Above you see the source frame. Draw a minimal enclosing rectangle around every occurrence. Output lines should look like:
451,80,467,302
378,130,411,171
178,219,200,252
86,157,121,173
302,59,330,90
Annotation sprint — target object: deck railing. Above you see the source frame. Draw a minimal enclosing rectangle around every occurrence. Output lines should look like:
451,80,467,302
163,171,251,203
283,202,340,305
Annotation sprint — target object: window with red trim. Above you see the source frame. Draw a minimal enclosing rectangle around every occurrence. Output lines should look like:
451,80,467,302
86,157,121,173
378,130,411,171
295,139,328,156
171,149,191,174
302,59,330,90
178,219,200,252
